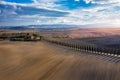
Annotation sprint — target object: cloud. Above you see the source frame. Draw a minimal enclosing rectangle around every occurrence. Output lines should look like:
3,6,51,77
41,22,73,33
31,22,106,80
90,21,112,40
75,0,80,2
0,0,69,26
15,6,69,17
0,3,69,19
0,0,120,27
67,4,120,26
0,0,64,11
36,20,41,24
84,0,120,4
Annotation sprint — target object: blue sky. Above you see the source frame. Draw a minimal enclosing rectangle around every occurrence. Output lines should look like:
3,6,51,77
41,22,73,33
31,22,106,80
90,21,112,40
0,0,120,27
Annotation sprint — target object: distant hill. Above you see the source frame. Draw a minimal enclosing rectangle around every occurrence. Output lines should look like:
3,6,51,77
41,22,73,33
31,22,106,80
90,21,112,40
0,25,80,30
0,26,29,30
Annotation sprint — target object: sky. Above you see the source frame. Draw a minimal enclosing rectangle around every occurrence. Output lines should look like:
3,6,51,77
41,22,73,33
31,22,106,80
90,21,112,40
0,0,120,27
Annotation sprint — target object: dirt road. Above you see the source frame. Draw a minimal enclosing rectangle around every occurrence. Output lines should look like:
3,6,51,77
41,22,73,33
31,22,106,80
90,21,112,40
0,41,120,80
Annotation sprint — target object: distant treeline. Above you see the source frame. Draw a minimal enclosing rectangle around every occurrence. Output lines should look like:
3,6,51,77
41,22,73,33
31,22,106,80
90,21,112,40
0,33,42,41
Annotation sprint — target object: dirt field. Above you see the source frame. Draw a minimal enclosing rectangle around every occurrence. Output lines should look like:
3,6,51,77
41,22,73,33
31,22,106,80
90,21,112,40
0,41,120,80
40,28,120,38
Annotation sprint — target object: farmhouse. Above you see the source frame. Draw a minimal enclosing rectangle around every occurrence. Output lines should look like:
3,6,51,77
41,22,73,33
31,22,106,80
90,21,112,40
0,32,42,41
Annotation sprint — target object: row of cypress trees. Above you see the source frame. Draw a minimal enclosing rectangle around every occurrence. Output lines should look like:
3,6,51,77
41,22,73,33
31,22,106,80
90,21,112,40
43,38,120,55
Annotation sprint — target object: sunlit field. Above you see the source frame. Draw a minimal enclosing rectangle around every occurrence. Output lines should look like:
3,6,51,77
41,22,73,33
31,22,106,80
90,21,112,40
0,41,120,80
0,29,120,80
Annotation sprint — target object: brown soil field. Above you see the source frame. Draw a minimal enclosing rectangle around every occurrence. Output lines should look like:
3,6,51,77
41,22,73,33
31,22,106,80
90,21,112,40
39,28,120,38
0,41,120,80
